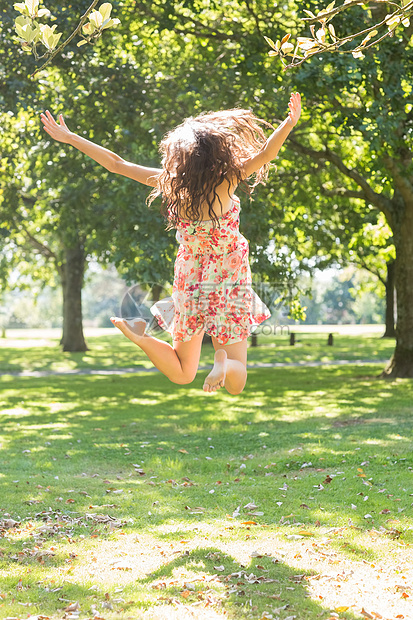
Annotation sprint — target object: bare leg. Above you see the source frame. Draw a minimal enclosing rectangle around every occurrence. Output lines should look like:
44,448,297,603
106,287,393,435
204,337,247,395
111,317,204,385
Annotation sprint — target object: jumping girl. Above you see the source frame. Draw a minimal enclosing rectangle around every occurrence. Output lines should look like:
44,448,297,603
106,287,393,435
41,92,301,394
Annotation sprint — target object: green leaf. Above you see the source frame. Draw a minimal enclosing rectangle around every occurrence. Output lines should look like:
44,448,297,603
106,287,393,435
77,39,88,47
25,0,39,16
99,2,113,22
281,42,294,54
101,18,121,30
82,22,95,35
264,36,277,50
13,2,28,15
303,9,316,18
316,27,326,43
52,31,62,48
28,23,41,43
89,9,103,29
297,37,318,51
37,8,51,18
40,23,61,50
15,14,31,28
360,30,378,46
14,16,35,42
385,14,401,28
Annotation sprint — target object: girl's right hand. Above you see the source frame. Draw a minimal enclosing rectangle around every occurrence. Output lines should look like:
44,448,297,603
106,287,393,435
287,92,301,127
40,110,72,143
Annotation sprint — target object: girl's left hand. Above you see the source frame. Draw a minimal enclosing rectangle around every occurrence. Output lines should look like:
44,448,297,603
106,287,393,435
287,92,301,127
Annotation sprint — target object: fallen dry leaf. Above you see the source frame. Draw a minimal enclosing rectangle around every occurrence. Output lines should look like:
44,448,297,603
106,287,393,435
0,519,20,529
64,601,80,612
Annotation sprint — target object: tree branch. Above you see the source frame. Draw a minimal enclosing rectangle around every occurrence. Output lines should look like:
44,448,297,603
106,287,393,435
12,214,57,262
383,155,413,204
243,0,265,38
31,0,100,78
351,255,386,285
276,0,413,69
134,0,239,41
320,186,366,200
303,0,412,25
289,137,394,221
170,26,239,41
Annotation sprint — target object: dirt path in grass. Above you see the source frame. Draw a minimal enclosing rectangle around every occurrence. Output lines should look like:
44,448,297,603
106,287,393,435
70,525,413,620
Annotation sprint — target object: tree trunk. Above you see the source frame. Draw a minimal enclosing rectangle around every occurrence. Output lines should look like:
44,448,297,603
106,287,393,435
382,204,413,378
60,245,88,352
151,283,163,304
382,260,396,339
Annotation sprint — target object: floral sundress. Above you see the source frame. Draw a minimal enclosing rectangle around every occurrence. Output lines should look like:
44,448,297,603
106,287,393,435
150,196,271,345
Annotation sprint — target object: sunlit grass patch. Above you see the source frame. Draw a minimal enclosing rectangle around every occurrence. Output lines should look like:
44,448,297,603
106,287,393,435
0,335,412,619
0,329,396,374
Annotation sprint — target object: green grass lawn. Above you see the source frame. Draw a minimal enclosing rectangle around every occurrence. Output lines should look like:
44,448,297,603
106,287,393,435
0,329,395,373
0,332,412,620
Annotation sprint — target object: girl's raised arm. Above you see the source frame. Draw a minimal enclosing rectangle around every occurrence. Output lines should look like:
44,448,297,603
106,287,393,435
40,111,162,187
241,92,301,179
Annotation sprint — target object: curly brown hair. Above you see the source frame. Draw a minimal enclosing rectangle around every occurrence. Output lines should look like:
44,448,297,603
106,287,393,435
147,109,274,228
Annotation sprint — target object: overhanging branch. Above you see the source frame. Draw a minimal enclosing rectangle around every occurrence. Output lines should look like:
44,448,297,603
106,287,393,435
289,137,394,221
320,186,365,200
31,0,100,78
12,216,57,262
383,155,413,204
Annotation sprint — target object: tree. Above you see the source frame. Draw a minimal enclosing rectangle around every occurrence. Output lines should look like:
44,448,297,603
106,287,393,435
4,0,403,357
271,0,411,376
347,216,396,337
0,59,178,350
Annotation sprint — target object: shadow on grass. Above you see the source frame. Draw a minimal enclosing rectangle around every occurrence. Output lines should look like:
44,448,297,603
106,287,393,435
134,546,351,620
0,365,411,618
0,365,412,528
0,545,361,620
0,334,396,373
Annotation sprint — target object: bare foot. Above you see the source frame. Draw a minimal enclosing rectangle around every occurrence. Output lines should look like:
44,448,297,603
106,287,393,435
203,349,227,393
110,317,146,346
